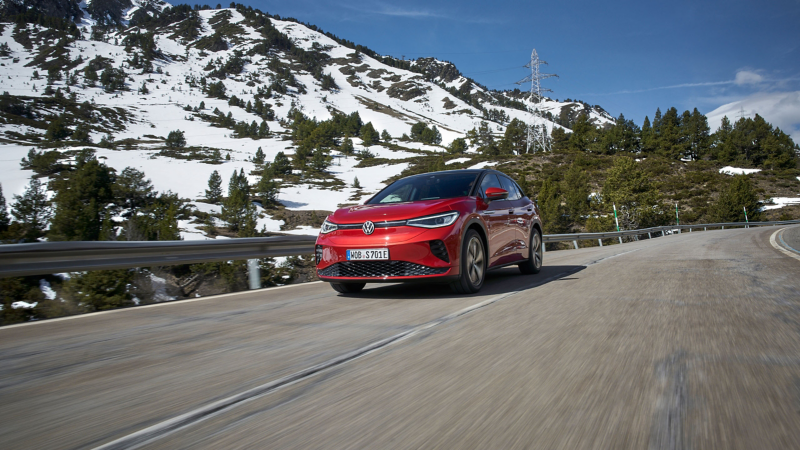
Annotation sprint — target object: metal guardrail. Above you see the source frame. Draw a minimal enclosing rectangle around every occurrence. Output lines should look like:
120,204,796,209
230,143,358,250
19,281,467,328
543,220,800,249
0,220,798,278
0,236,317,278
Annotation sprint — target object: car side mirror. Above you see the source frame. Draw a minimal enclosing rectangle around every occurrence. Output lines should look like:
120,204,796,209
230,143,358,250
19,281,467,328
484,187,508,201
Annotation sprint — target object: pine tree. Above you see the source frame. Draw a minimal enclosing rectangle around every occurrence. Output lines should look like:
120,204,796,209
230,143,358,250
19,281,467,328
353,177,361,189
410,122,427,141
221,169,250,232
272,151,292,175
72,123,92,143
165,130,186,148
11,177,52,241
63,269,134,312
114,167,154,216
45,115,71,141
656,107,682,159
551,127,569,152
563,163,589,222
239,201,259,238
360,122,378,145
49,152,116,241
683,108,710,161
602,156,665,229
568,113,594,152
501,118,527,154
255,167,279,204
340,137,355,156
258,120,270,137
311,147,331,171
447,137,467,154
537,177,565,235
206,170,223,203
640,116,655,153
0,183,9,233
381,129,391,142
713,175,761,222
430,126,442,145
153,193,181,240
253,147,265,165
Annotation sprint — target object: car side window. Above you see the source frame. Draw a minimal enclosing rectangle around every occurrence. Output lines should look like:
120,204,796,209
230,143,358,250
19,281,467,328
478,174,502,198
499,176,521,201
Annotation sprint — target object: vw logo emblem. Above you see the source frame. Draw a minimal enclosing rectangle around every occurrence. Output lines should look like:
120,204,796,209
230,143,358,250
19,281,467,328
362,221,375,235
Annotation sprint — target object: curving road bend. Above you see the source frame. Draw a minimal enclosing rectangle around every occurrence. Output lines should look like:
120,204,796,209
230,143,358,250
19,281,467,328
1,226,799,449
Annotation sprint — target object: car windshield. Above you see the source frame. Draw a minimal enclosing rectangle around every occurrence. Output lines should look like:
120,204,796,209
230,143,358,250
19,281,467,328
368,172,480,204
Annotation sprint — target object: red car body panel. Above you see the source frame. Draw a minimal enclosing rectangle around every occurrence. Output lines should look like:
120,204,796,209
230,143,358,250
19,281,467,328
315,170,542,284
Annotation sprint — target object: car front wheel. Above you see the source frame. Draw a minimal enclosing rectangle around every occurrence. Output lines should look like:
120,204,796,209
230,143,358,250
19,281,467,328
519,227,543,274
450,229,486,294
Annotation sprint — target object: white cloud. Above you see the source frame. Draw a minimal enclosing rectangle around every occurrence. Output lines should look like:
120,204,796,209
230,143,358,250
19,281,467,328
734,70,764,86
705,91,800,143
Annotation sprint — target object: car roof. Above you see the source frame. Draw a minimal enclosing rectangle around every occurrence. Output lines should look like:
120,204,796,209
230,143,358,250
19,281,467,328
400,169,489,180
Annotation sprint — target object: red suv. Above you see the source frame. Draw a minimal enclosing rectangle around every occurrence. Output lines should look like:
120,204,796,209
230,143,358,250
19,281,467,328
315,169,543,294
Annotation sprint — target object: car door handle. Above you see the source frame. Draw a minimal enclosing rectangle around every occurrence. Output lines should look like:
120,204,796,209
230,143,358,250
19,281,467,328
508,209,514,214
527,206,533,211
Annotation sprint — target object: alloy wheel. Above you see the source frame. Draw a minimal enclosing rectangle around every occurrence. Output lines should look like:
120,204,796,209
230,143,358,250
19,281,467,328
467,236,484,285
532,231,542,269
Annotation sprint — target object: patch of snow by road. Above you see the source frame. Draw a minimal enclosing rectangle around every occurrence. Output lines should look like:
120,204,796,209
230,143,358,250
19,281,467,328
273,256,288,267
719,166,761,176
763,197,800,210
39,280,56,300
11,301,38,309
149,273,176,302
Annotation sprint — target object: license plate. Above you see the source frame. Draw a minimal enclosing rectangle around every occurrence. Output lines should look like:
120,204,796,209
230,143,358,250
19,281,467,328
347,249,389,261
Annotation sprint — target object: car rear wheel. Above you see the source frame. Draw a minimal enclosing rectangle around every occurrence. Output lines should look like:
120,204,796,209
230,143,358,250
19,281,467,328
330,282,366,294
450,229,486,294
518,227,543,274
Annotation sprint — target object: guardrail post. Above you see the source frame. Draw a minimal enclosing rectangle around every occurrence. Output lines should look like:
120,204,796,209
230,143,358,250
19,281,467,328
722,226,724,230
648,232,652,239
542,243,546,254
618,237,623,245
689,228,692,232
573,240,578,250
704,227,707,231
247,259,261,290
598,239,603,247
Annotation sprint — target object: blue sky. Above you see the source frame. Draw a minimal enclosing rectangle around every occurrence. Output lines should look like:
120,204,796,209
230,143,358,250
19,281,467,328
226,0,800,137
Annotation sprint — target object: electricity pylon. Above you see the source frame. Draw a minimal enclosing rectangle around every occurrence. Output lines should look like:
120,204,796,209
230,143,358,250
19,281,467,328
516,49,558,153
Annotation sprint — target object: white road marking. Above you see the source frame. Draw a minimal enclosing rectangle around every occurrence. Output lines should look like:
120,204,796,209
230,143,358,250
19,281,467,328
770,228,800,262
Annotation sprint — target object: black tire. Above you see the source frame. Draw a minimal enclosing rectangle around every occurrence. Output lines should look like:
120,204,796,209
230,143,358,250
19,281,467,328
450,229,486,294
330,282,366,294
519,227,543,274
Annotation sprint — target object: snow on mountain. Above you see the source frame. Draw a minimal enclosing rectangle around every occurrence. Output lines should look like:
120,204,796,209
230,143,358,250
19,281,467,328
0,2,614,239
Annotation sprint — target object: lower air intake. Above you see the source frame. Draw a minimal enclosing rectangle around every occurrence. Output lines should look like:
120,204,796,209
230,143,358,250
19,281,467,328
318,261,448,278
430,240,450,262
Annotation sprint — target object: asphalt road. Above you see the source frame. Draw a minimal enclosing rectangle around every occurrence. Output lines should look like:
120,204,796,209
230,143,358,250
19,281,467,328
1,226,799,450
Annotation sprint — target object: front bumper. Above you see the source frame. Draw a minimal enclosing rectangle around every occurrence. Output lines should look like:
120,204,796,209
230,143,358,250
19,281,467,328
315,226,460,281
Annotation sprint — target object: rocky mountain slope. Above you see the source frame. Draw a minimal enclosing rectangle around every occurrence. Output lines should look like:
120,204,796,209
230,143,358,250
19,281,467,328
0,0,613,238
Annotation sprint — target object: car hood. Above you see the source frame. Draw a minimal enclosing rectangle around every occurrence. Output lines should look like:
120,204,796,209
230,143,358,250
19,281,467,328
329,198,464,224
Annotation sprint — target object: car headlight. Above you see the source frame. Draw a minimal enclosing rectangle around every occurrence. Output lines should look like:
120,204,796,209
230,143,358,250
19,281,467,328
320,219,338,234
406,211,460,228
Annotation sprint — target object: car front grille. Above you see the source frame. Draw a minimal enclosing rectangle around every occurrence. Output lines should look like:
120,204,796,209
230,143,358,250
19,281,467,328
318,261,449,278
